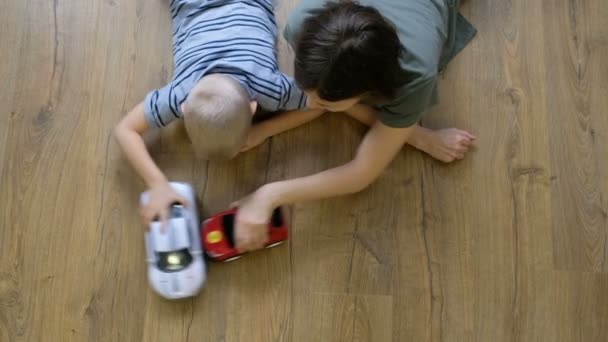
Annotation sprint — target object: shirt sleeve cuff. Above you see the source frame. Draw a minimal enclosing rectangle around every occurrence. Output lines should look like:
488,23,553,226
143,91,162,129
377,109,425,128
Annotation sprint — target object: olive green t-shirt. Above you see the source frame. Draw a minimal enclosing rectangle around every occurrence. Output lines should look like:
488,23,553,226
284,0,476,128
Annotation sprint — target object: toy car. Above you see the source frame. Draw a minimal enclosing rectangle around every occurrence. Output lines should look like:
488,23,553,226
140,182,206,300
202,207,288,262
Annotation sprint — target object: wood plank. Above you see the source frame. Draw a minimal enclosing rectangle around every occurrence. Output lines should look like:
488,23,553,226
353,295,393,342
32,0,147,339
0,0,168,340
544,0,608,272
291,292,356,341
421,0,555,340
584,0,608,272
0,0,81,339
0,0,27,184
291,292,393,342
517,271,608,342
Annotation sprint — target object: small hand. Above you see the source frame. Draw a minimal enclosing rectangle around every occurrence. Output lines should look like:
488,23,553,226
241,125,269,152
140,182,188,228
232,192,274,251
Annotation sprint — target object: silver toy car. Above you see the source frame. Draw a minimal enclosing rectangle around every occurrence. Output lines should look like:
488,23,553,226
140,182,206,299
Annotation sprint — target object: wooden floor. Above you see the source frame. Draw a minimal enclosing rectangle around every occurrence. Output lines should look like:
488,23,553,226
1,0,608,341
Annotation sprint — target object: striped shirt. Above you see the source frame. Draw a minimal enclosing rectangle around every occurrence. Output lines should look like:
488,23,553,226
144,0,307,128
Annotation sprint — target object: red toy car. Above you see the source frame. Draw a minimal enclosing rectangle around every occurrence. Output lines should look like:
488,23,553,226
201,207,288,262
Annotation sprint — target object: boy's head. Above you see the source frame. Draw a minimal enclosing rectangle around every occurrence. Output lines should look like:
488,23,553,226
181,74,256,160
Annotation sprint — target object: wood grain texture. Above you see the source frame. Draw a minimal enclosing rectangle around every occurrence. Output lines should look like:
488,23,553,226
543,0,608,272
1,0,608,341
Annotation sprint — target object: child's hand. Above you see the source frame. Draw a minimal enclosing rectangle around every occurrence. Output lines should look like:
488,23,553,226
241,125,269,152
140,182,189,228
232,193,273,251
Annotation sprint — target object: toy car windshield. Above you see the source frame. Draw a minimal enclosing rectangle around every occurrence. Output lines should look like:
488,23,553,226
152,204,194,272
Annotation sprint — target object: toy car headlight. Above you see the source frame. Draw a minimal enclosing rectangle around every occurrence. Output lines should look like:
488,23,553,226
157,249,193,272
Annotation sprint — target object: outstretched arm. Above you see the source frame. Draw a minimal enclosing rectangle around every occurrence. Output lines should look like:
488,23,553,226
113,102,187,224
342,103,377,126
233,120,413,250
241,108,326,151
114,102,166,188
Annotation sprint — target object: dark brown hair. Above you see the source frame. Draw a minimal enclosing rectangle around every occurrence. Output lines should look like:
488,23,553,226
294,1,407,102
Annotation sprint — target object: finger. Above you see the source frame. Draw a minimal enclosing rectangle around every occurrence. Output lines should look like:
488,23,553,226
239,240,254,252
455,145,468,153
460,138,472,147
261,231,270,244
158,208,169,232
235,231,248,251
246,234,265,251
255,231,270,250
247,236,264,251
249,237,266,250
141,214,152,229
235,242,247,253
464,131,476,140
235,237,244,251
177,195,189,207
141,208,154,226
139,207,147,222
259,237,270,249
230,200,241,209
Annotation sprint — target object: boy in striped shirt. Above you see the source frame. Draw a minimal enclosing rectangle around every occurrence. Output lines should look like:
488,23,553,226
114,0,320,224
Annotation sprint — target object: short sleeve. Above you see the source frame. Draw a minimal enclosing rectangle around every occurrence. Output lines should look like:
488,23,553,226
144,83,183,129
377,76,438,128
280,74,307,111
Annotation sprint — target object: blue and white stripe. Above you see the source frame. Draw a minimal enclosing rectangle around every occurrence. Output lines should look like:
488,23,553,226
145,0,306,128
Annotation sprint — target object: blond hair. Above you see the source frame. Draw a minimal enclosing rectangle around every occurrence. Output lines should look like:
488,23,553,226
182,74,252,160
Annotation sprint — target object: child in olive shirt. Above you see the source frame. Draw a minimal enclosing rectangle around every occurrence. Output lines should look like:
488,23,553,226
233,0,477,251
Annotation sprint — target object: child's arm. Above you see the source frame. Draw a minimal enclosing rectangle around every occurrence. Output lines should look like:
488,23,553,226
241,108,326,151
342,103,377,126
233,120,413,251
113,102,187,224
